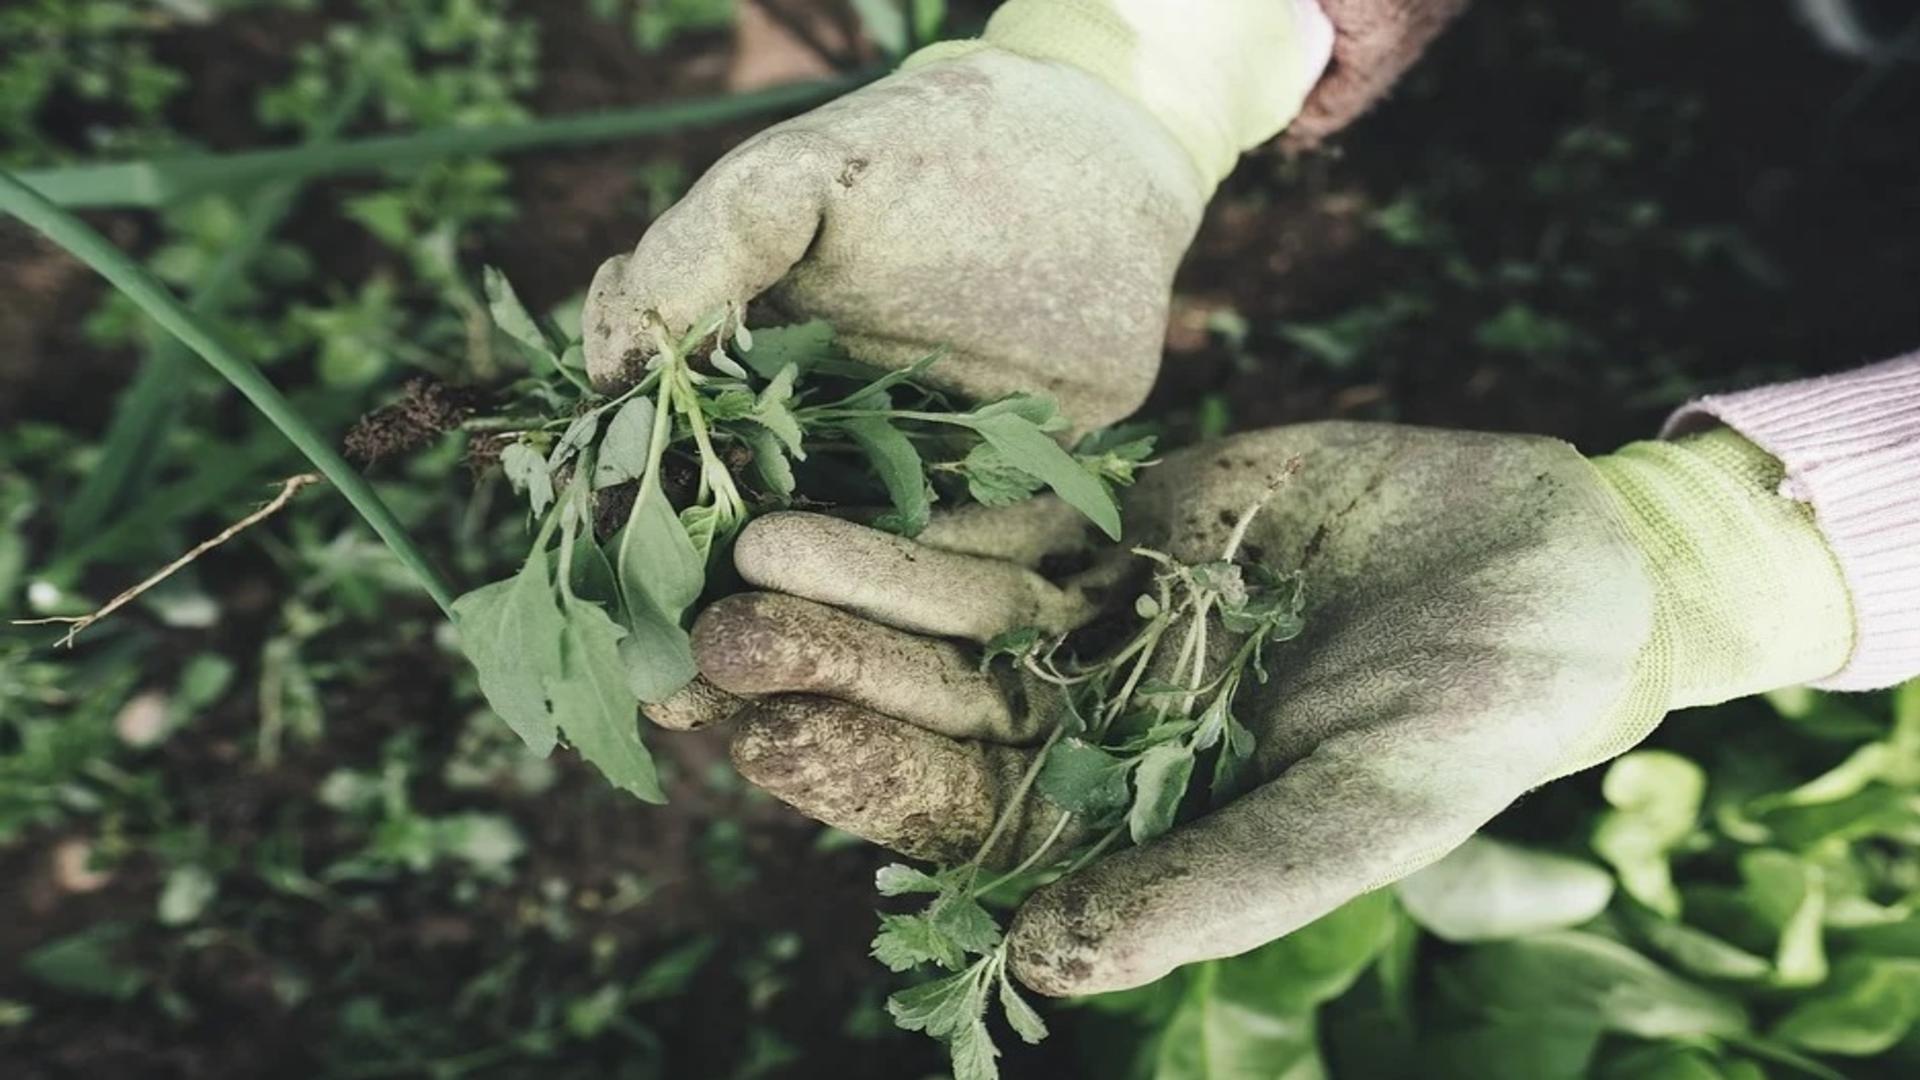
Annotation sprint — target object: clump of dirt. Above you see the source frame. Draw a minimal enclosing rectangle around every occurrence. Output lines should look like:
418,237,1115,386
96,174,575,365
343,379,489,467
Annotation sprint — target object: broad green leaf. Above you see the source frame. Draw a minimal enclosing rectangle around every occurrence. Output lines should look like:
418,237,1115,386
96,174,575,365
157,865,217,926
614,588,697,705
1220,891,1402,1014
1396,836,1613,943
615,479,703,624
679,503,725,562
841,416,931,535
966,411,1121,539
483,266,560,361
1625,908,1772,982
1425,1021,1600,1080
592,398,655,489
1150,962,1323,1080
1772,956,1920,1055
1440,930,1748,1040
547,594,662,802
451,546,566,757
1740,849,1827,987
1129,743,1194,844
1595,1045,1737,1080
1593,750,1705,917
1037,738,1132,823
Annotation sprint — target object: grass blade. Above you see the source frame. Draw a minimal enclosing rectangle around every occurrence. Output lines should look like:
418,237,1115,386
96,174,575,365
0,168,455,616
17,75,875,209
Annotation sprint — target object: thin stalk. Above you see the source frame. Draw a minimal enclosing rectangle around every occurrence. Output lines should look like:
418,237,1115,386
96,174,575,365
973,811,1074,899
0,169,456,616
966,724,1068,873
18,75,877,209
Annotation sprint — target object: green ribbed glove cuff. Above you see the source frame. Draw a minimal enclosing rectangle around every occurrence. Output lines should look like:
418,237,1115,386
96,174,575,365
904,0,1331,190
1555,428,1855,776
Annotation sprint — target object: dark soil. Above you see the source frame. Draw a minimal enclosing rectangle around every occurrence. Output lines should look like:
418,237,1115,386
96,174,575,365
4,1,1917,1078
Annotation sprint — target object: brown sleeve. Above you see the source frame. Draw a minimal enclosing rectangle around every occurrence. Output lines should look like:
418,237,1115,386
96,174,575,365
1281,0,1469,149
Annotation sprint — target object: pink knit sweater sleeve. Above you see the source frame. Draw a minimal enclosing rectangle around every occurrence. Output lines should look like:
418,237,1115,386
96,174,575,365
1664,353,1920,691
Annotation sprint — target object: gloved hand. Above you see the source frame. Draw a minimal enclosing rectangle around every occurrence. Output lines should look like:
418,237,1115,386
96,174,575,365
687,421,1855,995
581,0,1333,430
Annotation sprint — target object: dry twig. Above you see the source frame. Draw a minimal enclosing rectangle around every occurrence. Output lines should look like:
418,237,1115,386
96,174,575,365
12,473,324,647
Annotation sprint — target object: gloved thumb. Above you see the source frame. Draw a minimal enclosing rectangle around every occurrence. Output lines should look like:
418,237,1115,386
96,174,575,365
582,128,836,391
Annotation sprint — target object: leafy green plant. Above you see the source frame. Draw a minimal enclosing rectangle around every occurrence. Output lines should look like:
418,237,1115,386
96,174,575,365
867,488,1307,1078
451,272,1143,801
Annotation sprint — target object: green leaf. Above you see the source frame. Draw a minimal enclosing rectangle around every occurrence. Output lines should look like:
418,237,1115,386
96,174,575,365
841,416,931,535
1440,930,1749,1041
451,545,566,757
547,593,662,802
739,320,838,380
947,1019,1000,1080
1037,738,1132,823
1593,750,1705,917
1150,961,1324,1080
1772,956,1920,1055
592,398,655,489
1739,849,1827,987
616,480,703,624
931,896,1003,958
737,422,796,497
960,442,1046,507
875,863,943,897
483,266,560,362
1396,836,1613,943
887,963,988,1037
979,626,1044,671
873,913,964,972
1624,907,1772,982
965,411,1121,539
22,924,148,1001
679,503,725,562
752,362,807,457
614,587,697,705
500,442,555,518
1129,742,1195,844
157,865,218,926
997,973,1048,1044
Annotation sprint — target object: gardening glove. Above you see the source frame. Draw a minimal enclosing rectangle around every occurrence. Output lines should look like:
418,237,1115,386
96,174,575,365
581,0,1335,430
689,421,1855,995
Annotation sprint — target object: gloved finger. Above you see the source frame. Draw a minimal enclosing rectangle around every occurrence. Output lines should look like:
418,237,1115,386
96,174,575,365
730,694,1069,867
1005,722,1530,996
582,127,835,391
733,511,1098,642
640,674,741,732
914,497,1098,568
694,592,1053,743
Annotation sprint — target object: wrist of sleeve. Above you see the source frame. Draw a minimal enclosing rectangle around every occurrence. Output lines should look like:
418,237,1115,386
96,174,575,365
908,0,1334,190
1664,352,1920,691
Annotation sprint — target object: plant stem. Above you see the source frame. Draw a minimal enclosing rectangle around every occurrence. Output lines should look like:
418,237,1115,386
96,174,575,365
0,169,456,616
966,724,1067,873
17,75,878,209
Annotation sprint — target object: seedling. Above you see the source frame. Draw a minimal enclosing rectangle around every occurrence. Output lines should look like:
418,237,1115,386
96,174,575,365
451,271,1153,801
872,485,1306,1077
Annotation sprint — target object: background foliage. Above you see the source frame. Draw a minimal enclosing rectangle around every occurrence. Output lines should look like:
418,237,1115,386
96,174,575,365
2,1,1917,1077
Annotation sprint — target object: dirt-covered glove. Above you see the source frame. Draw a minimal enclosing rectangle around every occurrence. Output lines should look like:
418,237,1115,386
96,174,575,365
582,0,1333,430
688,421,1855,995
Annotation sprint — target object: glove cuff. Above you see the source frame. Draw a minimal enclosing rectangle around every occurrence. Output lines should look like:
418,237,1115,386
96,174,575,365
1552,430,1852,776
907,0,1334,190
1571,430,1855,774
